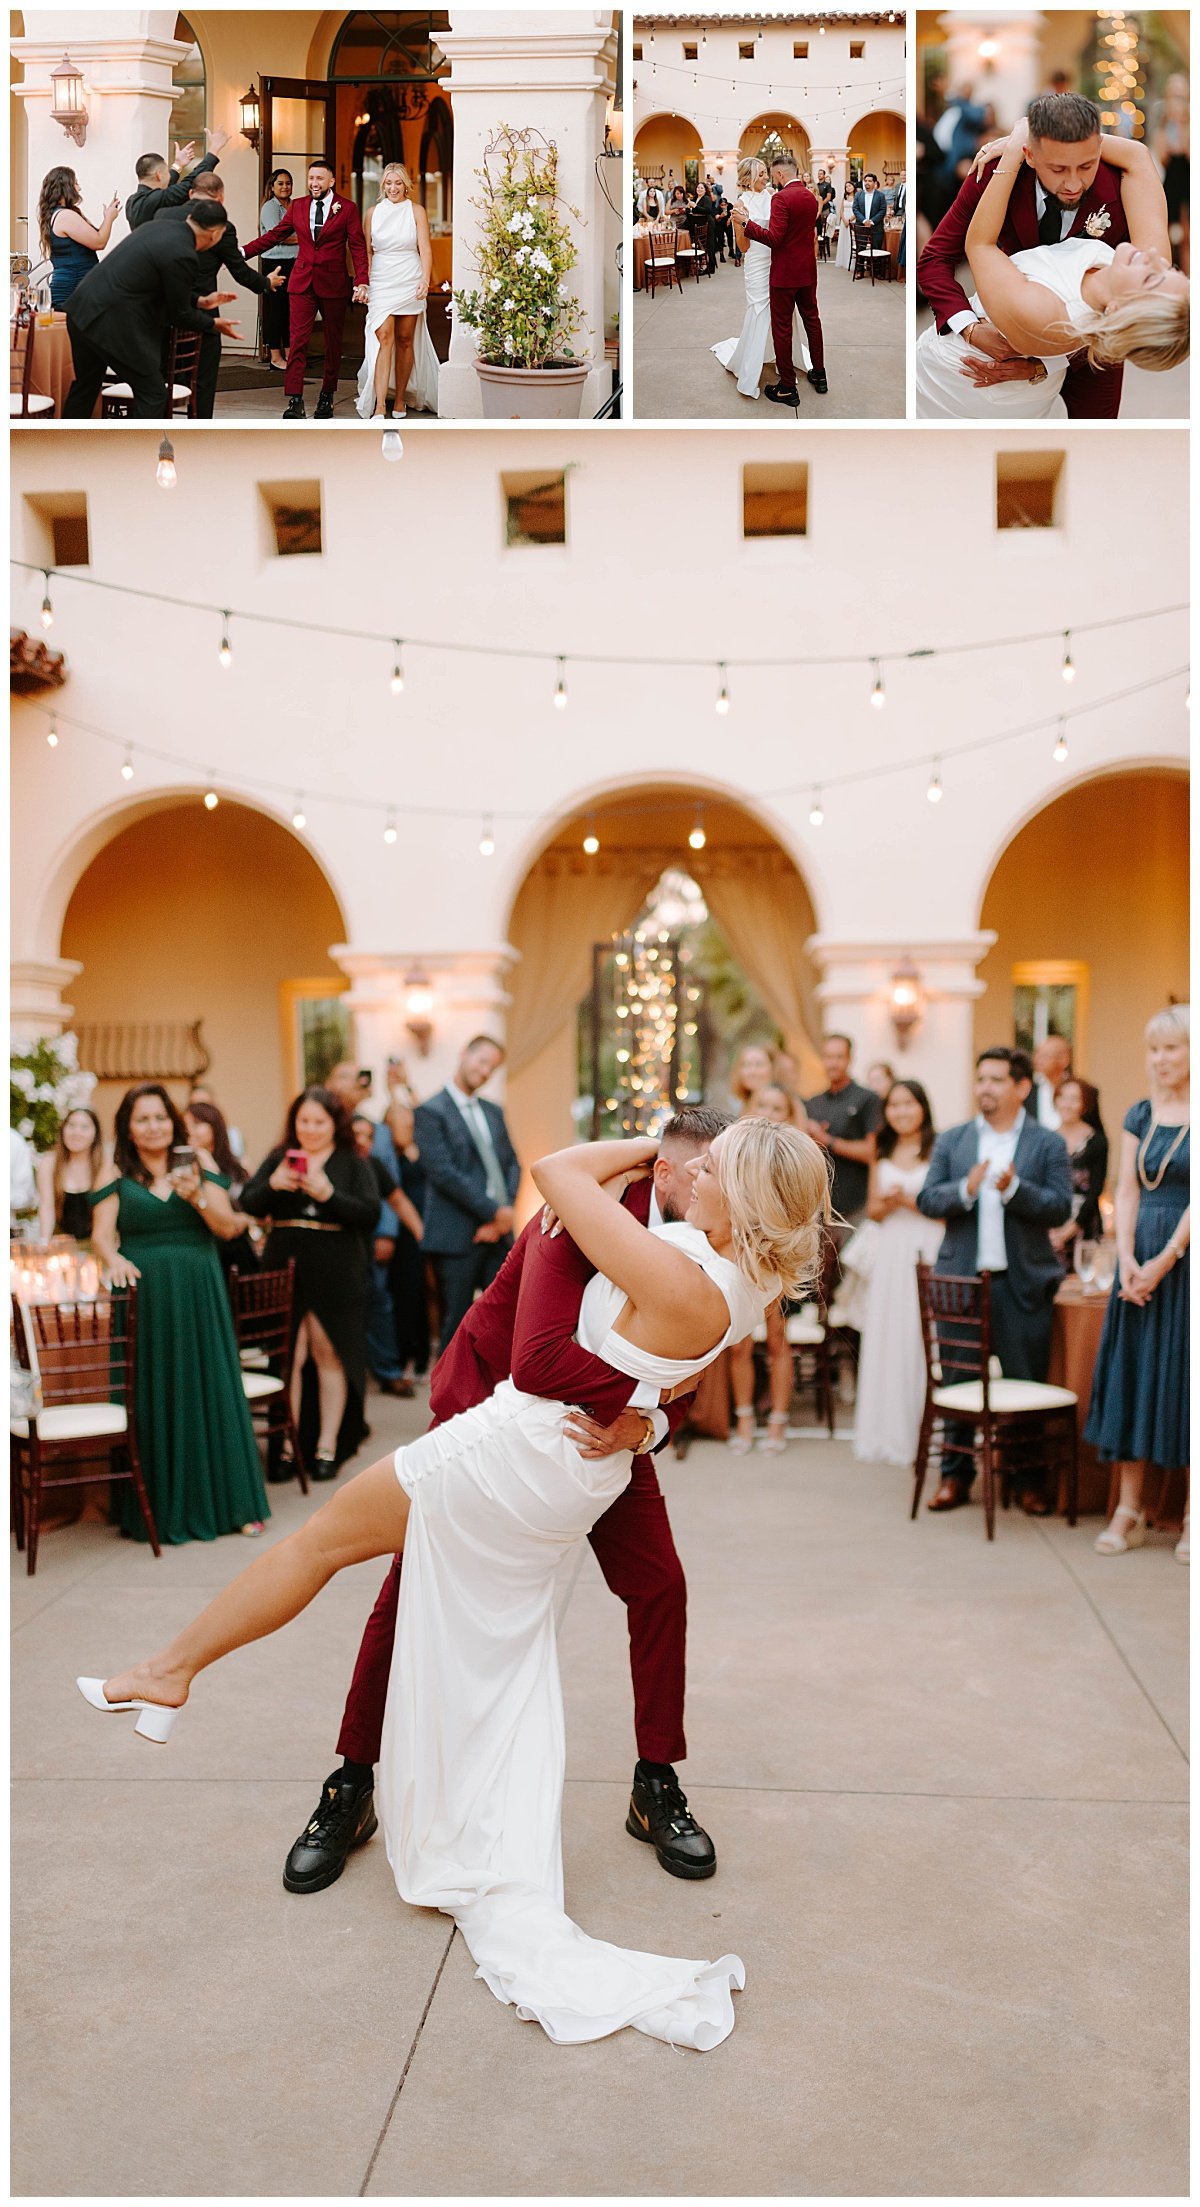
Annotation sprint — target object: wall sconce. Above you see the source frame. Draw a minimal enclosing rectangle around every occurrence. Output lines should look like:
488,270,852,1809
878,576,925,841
238,84,261,151
889,955,924,1049
604,99,624,156
403,969,435,1056
49,52,88,147
977,35,1000,62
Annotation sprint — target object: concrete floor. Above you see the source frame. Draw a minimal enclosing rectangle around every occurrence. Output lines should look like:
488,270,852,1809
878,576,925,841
13,1392,1188,2197
915,304,1189,419
632,252,905,421
212,371,439,425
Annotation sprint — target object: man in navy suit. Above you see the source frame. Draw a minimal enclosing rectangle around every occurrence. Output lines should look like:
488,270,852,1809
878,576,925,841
415,1035,521,1351
853,172,888,249
917,1046,1073,1512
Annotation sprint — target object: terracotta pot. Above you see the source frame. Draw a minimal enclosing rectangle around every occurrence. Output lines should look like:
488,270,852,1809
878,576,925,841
475,360,590,419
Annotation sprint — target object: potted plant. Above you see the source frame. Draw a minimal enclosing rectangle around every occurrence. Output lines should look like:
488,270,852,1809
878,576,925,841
454,126,590,419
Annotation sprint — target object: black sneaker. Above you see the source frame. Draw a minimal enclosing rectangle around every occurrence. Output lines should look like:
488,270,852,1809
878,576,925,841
626,1766,717,1880
282,396,306,420
315,391,334,419
807,367,829,394
763,381,799,409
283,1769,377,1894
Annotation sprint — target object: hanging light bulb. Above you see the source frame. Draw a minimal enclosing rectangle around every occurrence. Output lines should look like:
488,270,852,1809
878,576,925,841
381,428,404,462
1052,723,1069,764
120,749,134,781
809,788,825,827
582,819,600,855
479,816,496,857
1061,631,1075,684
291,796,307,828
383,811,398,845
155,434,177,489
870,659,885,710
554,657,568,711
688,807,707,851
40,573,53,629
218,613,232,668
926,761,943,804
714,662,731,714
203,784,219,811
390,642,405,695
45,716,59,749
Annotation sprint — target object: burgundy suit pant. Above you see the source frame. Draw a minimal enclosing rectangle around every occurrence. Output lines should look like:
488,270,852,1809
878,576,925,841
771,280,824,388
285,289,349,397
337,1451,688,1768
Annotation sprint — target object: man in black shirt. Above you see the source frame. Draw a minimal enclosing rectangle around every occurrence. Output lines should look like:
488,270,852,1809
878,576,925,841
64,204,241,418
125,129,229,227
155,172,284,415
803,1034,883,1223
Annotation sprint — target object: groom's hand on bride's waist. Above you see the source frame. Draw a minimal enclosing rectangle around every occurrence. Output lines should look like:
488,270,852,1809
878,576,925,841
563,1407,654,1459
961,350,1045,387
963,320,1027,364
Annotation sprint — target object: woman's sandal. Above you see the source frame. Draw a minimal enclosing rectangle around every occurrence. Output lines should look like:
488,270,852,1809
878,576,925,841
758,1412,791,1456
728,1406,756,1456
1175,1516,1189,1564
1094,1504,1147,1555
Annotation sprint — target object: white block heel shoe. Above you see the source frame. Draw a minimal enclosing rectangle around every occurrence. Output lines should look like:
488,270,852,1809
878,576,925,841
76,1677,182,1743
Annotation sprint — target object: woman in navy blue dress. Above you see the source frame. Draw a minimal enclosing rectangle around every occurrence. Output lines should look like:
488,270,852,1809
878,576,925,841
1087,1007,1190,1560
37,167,121,309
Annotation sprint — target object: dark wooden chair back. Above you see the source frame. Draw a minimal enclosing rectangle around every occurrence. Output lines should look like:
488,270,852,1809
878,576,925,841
916,1263,992,1393
228,1262,295,1366
166,324,204,415
10,310,35,411
21,1289,137,1408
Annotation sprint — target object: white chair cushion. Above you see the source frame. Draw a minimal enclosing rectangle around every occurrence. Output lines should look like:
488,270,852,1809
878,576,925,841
932,1379,1077,1416
239,1346,269,1368
785,1312,827,1346
10,1402,128,1441
103,382,190,401
242,1371,284,1400
10,393,54,415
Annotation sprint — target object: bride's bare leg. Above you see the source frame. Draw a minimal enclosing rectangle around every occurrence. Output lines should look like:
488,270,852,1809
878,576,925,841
373,316,395,413
102,1454,410,1708
393,313,418,407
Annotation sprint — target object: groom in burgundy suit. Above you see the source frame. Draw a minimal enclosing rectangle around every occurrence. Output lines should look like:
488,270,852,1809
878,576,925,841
244,157,368,418
743,154,827,405
917,92,1130,419
282,1106,731,1898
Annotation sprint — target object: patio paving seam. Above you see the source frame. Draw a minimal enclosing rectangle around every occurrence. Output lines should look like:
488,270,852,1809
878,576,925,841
358,1920,457,2199
15,1774,1187,1805
1032,1522,1190,1763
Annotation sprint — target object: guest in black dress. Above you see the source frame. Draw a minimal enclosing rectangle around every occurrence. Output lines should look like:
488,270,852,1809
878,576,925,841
1088,1008,1190,1560
240,1086,379,1479
38,167,122,309
1048,1077,1109,1262
185,1100,259,1276
35,1106,105,1242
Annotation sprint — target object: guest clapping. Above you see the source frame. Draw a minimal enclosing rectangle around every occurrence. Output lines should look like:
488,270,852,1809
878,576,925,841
38,168,121,309
90,1084,268,1543
64,201,239,418
240,1087,379,1479
1088,1007,1190,1560
1048,1078,1109,1258
36,1106,105,1242
153,170,283,416
853,1081,944,1467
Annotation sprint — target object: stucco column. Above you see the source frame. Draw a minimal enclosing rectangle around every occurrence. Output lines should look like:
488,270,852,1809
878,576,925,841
805,934,997,1126
330,944,520,1101
438,9,617,419
12,15,189,252
10,957,84,1043
937,11,1045,123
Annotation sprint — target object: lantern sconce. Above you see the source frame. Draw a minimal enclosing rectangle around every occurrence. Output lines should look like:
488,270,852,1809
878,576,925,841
238,83,261,152
403,969,435,1056
49,52,88,148
889,955,924,1049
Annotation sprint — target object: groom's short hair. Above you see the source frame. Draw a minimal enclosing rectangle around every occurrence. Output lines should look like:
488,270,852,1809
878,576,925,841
1027,92,1101,143
661,1105,729,1150
771,154,798,178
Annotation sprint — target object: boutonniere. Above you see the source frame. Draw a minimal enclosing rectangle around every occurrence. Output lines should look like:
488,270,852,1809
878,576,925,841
1084,208,1111,238
331,201,341,217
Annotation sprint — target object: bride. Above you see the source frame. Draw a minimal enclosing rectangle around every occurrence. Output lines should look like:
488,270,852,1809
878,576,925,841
78,1120,830,2051
355,163,440,420
711,159,809,398
916,118,1189,416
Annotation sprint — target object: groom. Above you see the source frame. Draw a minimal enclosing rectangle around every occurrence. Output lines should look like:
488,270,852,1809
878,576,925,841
917,91,1131,419
244,158,369,420
282,1106,731,1897
742,153,827,404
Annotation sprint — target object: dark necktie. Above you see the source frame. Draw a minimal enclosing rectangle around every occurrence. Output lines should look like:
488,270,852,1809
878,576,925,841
312,195,325,242
1038,191,1065,246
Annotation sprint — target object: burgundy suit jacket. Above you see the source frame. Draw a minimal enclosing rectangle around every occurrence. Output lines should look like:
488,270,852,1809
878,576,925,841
744,180,819,288
244,193,368,297
427,1178,690,1451
917,158,1129,330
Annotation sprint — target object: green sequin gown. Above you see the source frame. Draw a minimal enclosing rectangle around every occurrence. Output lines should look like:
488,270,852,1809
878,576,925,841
95,1173,270,1543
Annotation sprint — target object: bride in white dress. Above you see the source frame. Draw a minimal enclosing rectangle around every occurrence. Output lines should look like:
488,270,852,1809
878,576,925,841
356,163,440,420
78,1120,830,2052
852,1080,943,1469
711,160,775,398
916,117,1189,417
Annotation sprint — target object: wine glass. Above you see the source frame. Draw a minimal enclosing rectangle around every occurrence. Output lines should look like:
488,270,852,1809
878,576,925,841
1074,1239,1099,1291
1093,1241,1117,1295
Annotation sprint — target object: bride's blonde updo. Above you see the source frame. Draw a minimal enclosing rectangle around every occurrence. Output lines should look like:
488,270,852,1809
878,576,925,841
714,1117,831,1301
1078,286,1190,372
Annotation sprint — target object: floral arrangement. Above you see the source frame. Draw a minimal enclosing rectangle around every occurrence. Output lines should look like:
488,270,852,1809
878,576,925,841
453,126,586,371
10,1032,96,1154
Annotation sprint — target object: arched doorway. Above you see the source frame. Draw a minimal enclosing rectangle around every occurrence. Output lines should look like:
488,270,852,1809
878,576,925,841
171,14,206,146
503,784,823,1179
739,112,812,173
634,113,703,194
60,798,350,1164
847,109,905,187
975,767,1189,1130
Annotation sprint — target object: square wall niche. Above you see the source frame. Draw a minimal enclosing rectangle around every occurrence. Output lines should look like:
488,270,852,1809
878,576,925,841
502,470,568,547
742,462,809,538
258,479,324,557
996,450,1065,531
22,491,90,568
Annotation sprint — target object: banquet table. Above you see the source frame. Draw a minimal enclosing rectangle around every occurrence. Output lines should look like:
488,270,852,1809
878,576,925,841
12,311,75,416
1047,1275,1186,1523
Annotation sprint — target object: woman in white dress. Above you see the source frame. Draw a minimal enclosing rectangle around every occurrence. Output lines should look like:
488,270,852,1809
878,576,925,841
711,160,776,398
916,117,1189,417
78,1120,830,2052
835,187,855,271
853,1080,943,1469
356,162,438,421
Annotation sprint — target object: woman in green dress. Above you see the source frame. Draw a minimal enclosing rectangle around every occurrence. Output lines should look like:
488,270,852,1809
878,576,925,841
91,1084,270,1545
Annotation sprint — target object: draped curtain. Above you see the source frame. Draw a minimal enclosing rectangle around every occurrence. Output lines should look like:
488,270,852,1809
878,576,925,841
506,854,664,1076
688,849,825,1091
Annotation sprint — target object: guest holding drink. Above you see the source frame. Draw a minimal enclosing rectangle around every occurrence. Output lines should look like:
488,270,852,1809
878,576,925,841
38,167,122,309
1089,1007,1190,1560
853,1080,943,1467
90,1084,268,1543
36,1106,106,1242
258,168,296,370
1048,1077,1109,1262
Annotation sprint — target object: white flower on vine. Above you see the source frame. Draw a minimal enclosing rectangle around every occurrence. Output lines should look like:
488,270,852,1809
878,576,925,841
531,248,552,273
515,246,529,264
506,212,523,234
18,1118,33,1138
558,283,571,300
504,335,514,353
503,296,516,310
488,277,501,294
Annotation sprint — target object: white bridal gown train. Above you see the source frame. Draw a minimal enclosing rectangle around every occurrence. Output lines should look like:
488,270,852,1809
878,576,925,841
915,235,1112,418
378,1221,770,2048
711,188,811,397
356,194,440,419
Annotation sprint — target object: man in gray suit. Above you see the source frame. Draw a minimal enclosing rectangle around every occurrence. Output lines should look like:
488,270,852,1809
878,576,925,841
917,1046,1072,1512
415,1035,520,1352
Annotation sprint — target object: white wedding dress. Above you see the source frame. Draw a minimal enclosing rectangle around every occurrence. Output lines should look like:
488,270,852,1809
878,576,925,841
852,1161,943,1468
378,1220,771,2049
356,195,440,419
710,188,811,397
915,235,1112,418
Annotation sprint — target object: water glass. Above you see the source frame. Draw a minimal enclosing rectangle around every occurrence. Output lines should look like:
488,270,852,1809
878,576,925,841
1074,1239,1099,1290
